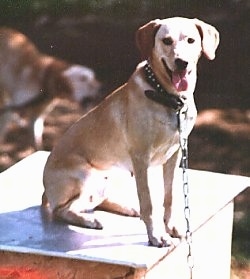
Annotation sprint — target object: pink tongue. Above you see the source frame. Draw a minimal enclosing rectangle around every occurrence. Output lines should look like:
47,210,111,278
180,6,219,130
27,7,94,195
172,71,188,92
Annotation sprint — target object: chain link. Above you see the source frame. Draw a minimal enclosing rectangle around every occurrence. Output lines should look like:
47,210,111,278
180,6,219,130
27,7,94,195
178,104,194,278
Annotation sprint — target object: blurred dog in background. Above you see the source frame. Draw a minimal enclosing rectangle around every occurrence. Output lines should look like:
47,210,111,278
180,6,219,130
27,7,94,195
0,28,101,149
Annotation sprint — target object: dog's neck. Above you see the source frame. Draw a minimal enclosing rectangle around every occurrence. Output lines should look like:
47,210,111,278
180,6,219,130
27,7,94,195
143,63,185,111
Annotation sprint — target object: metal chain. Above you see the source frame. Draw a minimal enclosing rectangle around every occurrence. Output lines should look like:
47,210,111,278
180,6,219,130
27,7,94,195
178,104,194,279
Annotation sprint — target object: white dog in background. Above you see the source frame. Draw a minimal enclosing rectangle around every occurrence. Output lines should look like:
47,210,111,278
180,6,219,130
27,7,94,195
0,28,101,149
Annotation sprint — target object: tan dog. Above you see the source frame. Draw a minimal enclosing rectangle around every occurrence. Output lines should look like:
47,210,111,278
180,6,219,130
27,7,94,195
0,28,101,149
43,17,219,247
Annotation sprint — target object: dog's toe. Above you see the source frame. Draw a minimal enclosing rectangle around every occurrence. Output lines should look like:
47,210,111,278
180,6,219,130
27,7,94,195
92,218,103,229
124,207,140,217
77,214,103,229
54,209,104,229
148,233,173,248
168,226,181,238
131,208,140,217
148,237,172,248
166,223,186,239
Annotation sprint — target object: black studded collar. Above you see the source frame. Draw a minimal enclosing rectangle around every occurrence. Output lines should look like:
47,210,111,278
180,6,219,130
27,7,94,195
144,63,185,111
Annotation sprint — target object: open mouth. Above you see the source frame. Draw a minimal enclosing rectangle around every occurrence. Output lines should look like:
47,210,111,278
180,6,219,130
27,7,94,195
162,58,190,92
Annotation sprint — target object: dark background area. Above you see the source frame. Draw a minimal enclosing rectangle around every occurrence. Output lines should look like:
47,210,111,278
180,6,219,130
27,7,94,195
0,1,249,277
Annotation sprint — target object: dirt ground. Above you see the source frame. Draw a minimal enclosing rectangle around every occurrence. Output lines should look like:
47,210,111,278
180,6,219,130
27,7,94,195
0,15,249,278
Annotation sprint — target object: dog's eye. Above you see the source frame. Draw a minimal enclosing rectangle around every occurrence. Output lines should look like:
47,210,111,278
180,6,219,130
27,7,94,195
162,37,173,46
187,38,195,44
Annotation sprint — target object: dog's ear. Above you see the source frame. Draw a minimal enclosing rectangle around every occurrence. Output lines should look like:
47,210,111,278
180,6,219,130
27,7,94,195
136,19,161,60
194,18,220,60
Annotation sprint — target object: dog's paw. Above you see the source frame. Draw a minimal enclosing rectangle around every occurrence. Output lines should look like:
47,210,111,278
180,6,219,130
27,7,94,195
122,207,140,217
165,221,186,239
166,226,182,238
148,232,173,248
146,224,173,247
84,217,103,230
55,209,103,229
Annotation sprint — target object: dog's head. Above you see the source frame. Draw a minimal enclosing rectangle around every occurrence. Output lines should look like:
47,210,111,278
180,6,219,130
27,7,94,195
136,17,220,92
62,65,101,103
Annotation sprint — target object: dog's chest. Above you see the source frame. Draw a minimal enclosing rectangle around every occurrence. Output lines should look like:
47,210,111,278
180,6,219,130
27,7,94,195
150,138,179,166
145,109,177,162
149,107,196,165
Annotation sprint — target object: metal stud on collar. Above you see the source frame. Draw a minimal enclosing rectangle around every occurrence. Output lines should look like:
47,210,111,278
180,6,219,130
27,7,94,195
144,63,166,94
144,63,185,111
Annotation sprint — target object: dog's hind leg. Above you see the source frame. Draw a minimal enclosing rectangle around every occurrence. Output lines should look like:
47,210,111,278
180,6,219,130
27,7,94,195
97,198,140,217
44,166,110,229
95,169,140,216
53,195,103,229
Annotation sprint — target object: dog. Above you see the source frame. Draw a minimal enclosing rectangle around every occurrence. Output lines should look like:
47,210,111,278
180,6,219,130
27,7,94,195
43,17,219,247
0,27,101,149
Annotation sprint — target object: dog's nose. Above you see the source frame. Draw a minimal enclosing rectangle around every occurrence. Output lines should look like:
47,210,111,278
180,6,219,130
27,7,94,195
175,58,188,70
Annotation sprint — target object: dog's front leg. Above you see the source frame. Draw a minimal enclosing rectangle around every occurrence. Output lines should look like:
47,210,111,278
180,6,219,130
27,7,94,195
132,157,172,247
163,149,186,238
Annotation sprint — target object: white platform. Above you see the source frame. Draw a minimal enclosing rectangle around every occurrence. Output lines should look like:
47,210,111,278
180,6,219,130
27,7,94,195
0,151,249,278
